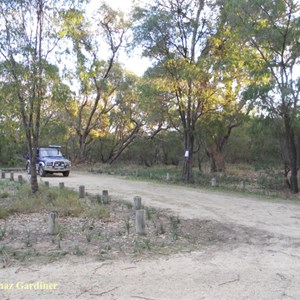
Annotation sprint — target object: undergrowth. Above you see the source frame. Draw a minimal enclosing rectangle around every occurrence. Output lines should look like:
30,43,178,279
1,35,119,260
0,180,109,219
88,163,293,199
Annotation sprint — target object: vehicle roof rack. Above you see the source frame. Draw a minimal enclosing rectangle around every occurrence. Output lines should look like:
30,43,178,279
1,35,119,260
48,145,61,148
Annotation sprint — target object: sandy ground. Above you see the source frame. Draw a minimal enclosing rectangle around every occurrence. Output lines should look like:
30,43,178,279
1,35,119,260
1,171,300,300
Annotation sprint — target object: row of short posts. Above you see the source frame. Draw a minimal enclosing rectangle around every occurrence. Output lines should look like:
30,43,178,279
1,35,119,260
1,171,24,184
2,173,61,235
2,174,145,236
48,186,110,235
44,182,109,203
78,185,110,204
43,181,63,189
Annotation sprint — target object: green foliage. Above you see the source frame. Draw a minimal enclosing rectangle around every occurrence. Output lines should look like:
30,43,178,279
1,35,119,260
170,216,180,241
60,3,133,163
85,205,110,219
0,0,298,188
0,209,9,220
132,0,270,181
124,217,131,235
224,0,300,193
0,0,86,192
225,0,300,114
123,132,183,166
225,116,283,166
0,225,6,240
73,245,85,256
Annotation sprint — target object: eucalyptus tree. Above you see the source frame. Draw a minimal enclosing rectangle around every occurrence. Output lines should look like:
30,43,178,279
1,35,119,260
132,0,260,181
0,0,82,192
132,0,225,182
104,71,144,164
0,70,25,165
60,5,131,162
226,0,300,193
84,69,168,164
197,15,264,173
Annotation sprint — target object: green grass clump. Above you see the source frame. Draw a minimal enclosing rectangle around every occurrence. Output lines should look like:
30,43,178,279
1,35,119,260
9,184,84,217
85,204,110,219
0,208,10,219
0,192,10,198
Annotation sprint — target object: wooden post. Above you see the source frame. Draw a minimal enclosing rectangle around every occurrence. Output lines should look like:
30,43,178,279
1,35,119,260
102,190,109,204
59,182,64,189
48,212,58,235
134,196,142,210
18,175,23,184
166,173,170,181
135,210,146,235
1,172,5,179
240,181,245,190
44,181,49,187
79,185,85,198
211,177,217,187
10,172,14,181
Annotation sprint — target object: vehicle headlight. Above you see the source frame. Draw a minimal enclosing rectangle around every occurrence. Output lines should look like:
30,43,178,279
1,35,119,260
46,162,53,166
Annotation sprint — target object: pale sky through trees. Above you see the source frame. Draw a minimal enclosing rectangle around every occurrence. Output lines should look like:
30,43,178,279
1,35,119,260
87,0,300,77
87,0,151,76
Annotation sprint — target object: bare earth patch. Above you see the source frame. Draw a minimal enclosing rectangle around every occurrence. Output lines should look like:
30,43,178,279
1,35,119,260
0,171,300,300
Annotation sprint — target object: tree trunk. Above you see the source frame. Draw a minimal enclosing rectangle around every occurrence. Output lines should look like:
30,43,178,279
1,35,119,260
182,131,194,183
26,141,39,193
107,125,141,164
78,134,87,163
284,113,298,193
30,158,39,193
206,142,226,173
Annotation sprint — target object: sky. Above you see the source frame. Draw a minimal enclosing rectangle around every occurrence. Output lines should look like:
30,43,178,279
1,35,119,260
87,0,152,76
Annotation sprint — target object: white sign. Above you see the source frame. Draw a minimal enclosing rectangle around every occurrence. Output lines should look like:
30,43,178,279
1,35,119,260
184,150,189,158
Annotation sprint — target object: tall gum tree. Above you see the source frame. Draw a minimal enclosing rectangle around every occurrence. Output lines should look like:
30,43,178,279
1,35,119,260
60,5,129,162
0,0,82,192
199,18,266,173
0,69,26,165
226,0,300,193
132,0,223,183
105,71,144,164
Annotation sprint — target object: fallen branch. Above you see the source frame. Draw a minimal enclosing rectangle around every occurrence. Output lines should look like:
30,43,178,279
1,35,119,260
131,296,160,300
91,262,113,275
276,273,287,281
77,286,118,298
218,274,240,286
122,266,137,270
76,285,100,298
76,289,89,298
90,286,119,297
15,266,39,273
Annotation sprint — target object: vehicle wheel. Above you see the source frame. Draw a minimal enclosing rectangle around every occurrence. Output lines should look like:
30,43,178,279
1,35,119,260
38,165,46,177
63,171,70,177
26,163,31,174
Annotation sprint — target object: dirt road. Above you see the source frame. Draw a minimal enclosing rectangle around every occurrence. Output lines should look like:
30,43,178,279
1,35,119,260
1,171,300,300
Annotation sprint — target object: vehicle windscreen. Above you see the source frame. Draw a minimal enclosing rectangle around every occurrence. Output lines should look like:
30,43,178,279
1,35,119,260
40,148,63,157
